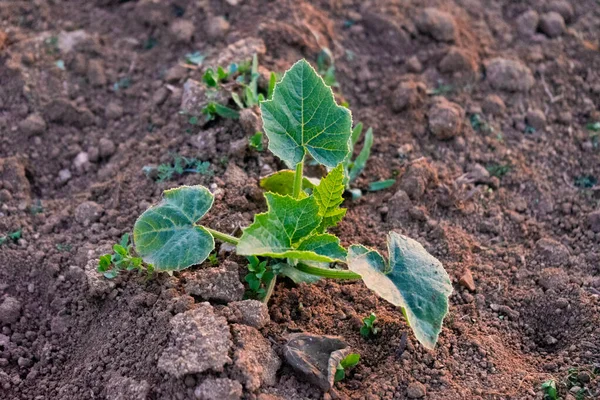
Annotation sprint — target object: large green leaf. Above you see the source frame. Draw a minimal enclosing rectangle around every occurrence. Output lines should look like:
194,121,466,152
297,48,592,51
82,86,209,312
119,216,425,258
237,192,346,262
347,232,452,349
133,186,215,271
260,59,352,168
259,170,318,198
314,164,346,232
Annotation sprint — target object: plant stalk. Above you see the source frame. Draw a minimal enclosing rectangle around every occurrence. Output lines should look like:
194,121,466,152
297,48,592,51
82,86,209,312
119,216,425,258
204,228,240,245
292,158,304,199
295,263,362,280
262,275,277,305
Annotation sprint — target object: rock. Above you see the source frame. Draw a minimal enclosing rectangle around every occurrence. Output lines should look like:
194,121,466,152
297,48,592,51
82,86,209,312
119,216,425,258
216,37,266,67
539,12,565,38
58,169,72,183
459,269,476,291
0,297,21,325
57,30,91,53
415,8,457,42
184,261,244,303
482,94,505,116
190,130,217,160
87,59,107,87
0,157,30,203
99,138,116,158
194,377,242,400
19,114,46,136
223,164,250,188
428,98,465,140
438,47,477,74
239,109,261,136
181,79,227,117
535,238,570,266
158,303,232,377
387,190,412,223
391,81,424,112
105,103,123,120
152,87,169,106
105,375,150,400
538,268,569,291
169,19,195,43
44,99,94,127
283,333,350,391
485,58,534,92
225,300,270,329
75,201,102,226
516,10,539,37
72,151,90,172
406,56,423,73
526,109,546,131
228,138,247,157
399,159,437,200
231,324,280,391
547,0,574,23
205,16,230,41
164,64,188,83
587,210,600,233
407,381,427,398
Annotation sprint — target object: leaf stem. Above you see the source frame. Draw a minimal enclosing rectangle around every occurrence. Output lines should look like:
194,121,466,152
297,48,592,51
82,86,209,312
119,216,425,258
262,275,277,304
292,158,304,199
204,227,239,245
295,263,362,280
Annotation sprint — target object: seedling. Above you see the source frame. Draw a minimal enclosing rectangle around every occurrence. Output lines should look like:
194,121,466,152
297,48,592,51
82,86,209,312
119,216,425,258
334,353,360,382
317,48,339,88
541,379,558,400
97,234,153,279
125,60,453,350
201,102,239,122
248,132,264,151
587,122,599,148
207,253,219,266
368,179,396,192
184,51,205,66
0,229,21,246
360,313,380,337
575,174,597,189
486,163,512,178
143,154,213,182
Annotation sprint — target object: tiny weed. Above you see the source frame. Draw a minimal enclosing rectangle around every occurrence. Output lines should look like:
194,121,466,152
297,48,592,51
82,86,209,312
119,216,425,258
360,313,380,337
55,243,72,252
427,82,454,96
249,132,264,151
97,234,153,279
184,51,205,66
486,163,512,178
317,48,339,88
143,36,158,50
368,179,396,192
144,154,213,182
470,113,493,133
207,253,219,266
244,256,273,299
202,102,240,122
112,77,131,91
334,353,360,382
30,199,44,215
541,380,558,400
574,175,597,189
0,230,22,246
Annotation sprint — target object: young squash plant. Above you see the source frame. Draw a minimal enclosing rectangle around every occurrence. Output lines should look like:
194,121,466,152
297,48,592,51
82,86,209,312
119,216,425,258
128,59,453,349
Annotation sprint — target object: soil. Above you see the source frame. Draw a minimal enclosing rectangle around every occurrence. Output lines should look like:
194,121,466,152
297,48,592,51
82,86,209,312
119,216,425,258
1,0,600,399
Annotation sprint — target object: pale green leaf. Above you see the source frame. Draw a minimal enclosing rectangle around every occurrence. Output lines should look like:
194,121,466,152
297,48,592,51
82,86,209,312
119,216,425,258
351,122,363,148
348,127,373,183
133,186,215,271
259,170,318,198
347,232,453,349
260,59,352,168
274,263,322,284
237,193,346,262
314,164,346,231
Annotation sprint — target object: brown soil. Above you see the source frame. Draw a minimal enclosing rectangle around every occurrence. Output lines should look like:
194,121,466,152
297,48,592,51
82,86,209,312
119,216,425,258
1,0,599,399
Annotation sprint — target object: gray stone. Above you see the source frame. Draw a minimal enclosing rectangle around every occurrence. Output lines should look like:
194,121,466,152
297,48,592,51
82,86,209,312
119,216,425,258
58,169,72,183
535,238,570,266
226,300,270,329
44,99,94,127
105,374,150,400
105,103,123,120
75,201,102,226
428,98,465,140
415,8,457,42
169,19,195,43
0,297,21,325
546,0,574,23
57,30,91,53
407,381,427,398
158,303,232,377
526,109,546,131
19,114,46,136
539,12,565,38
99,138,116,158
164,64,188,83
485,58,534,92
231,324,280,391
516,10,539,37
181,79,228,117
72,151,90,172
88,59,107,87
185,261,244,303
194,377,242,400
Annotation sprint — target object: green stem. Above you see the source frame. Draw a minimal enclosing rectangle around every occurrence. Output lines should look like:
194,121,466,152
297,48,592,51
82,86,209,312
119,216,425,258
262,275,277,305
292,158,304,199
204,227,239,245
295,263,362,280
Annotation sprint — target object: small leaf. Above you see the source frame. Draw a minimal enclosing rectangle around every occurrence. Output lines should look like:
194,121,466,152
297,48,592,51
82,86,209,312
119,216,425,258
351,122,363,147
334,367,345,382
340,353,360,368
260,59,352,168
314,164,346,231
267,72,277,100
120,233,130,248
113,244,127,256
259,170,318,198
347,232,453,349
273,263,321,284
349,127,373,183
134,186,215,271
368,179,395,192
237,193,346,262
213,103,240,119
249,132,264,151
202,69,218,87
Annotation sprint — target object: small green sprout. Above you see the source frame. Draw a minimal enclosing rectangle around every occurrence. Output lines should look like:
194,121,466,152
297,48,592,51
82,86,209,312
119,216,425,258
143,155,213,182
184,51,205,66
0,230,22,246
575,174,597,189
334,353,360,382
587,122,599,147
231,54,265,108
244,256,274,299
112,77,131,92
202,102,240,121
368,179,396,192
360,313,380,337
207,253,219,266
541,379,558,400
249,132,264,151
317,48,339,88
55,243,72,252
97,234,153,279
486,163,512,178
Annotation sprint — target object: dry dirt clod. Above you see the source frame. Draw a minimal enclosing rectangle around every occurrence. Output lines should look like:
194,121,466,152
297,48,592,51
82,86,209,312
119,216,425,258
44,99,95,127
459,269,476,292
438,47,477,74
164,64,188,83
538,268,569,291
391,81,425,112
428,98,465,140
74,201,102,226
184,261,245,303
546,0,574,23
215,37,266,67
169,19,195,43
105,374,150,400
194,377,242,400
19,114,46,136
485,58,534,92
225,300,270,329
205,16,230,41
0,296,22,325
539,12,566,38
516,10,539,37
535,238,570,267
406,381,427,398
105,102,123,120
158,303,232,377
587,210,600,233
482,94,505,116
87,59,107,87
415,8,457,42
239,108,262,136
399,159,438,200
526,109,546,131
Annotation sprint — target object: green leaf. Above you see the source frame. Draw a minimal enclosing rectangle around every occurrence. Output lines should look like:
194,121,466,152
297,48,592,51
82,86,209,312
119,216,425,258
314,164,346,231
267,72,277,100
260,59,352,168
348,127,373,183
133,186,215,271
340,353,360,369
368,179,395,192
249,132,264,151
273,263,321,284
213,103,240,119
347,232,453,349
259,170,318,198
334,367,345,383
202,69,218,87
351,122,363,147
237,192,346,262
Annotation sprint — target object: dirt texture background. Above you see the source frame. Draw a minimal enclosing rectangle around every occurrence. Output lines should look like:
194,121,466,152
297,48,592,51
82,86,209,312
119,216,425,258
0,0,599,399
